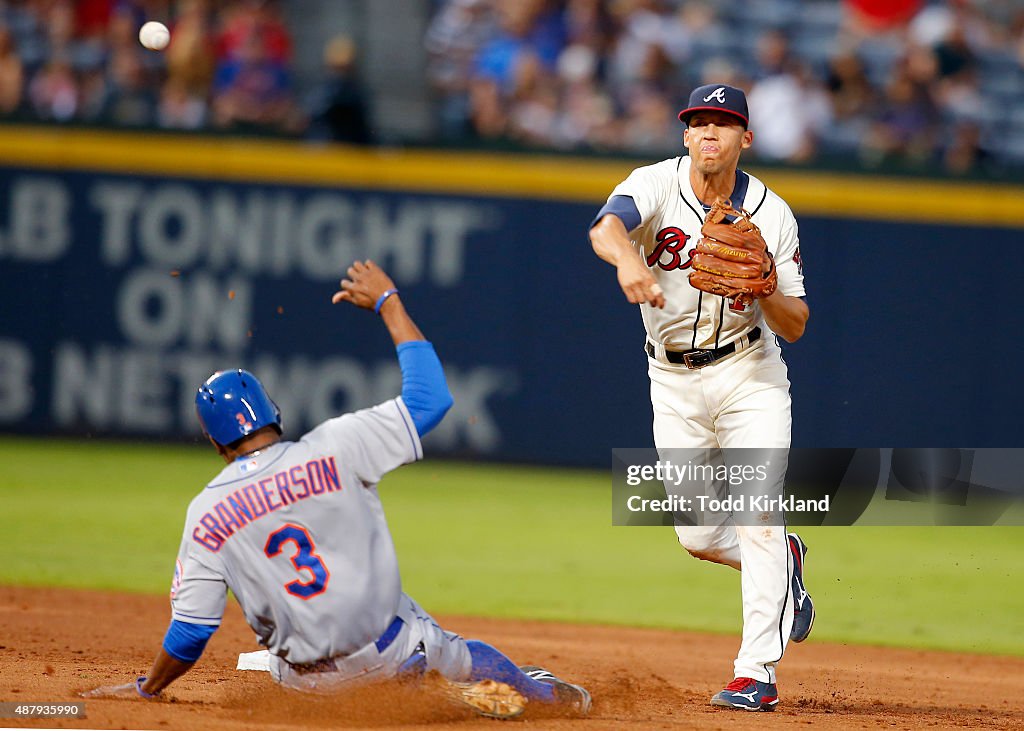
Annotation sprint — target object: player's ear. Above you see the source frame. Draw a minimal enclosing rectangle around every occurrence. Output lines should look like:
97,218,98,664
683,127,690,146
741,129,753,149
208,434,231,463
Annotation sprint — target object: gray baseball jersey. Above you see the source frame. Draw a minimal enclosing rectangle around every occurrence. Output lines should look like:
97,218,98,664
169,397,422,665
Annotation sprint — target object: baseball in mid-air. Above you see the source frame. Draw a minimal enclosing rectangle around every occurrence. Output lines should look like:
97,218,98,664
139,21,170,51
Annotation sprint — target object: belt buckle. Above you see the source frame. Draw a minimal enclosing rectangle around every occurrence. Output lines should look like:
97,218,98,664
683,350,715,369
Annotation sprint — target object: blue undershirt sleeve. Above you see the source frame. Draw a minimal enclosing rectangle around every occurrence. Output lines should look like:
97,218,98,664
397,340,453,437
589,195,642,233
162,619,218,663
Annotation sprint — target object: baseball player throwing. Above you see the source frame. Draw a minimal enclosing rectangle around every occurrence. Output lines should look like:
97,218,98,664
87,261,590,719
589,84,814,711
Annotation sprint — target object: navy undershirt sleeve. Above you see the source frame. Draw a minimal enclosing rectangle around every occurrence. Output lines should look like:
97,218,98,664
397,340,453,437
163,619,218,663
589,195,642,233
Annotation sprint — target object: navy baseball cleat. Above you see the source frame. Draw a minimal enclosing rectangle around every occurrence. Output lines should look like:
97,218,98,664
710,677,779,711
519,666,592,715
788,533,815,642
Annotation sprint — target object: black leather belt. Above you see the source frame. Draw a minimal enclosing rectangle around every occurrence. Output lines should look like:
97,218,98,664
646,327,761,369
288,615,404,675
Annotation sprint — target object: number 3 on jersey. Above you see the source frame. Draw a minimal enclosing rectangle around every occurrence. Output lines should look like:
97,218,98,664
264,524,330,599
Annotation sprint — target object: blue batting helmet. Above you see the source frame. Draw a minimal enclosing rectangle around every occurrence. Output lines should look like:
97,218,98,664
195,369,282,446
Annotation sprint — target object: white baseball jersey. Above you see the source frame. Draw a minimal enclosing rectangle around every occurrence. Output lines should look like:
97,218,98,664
170,398,421,666
608,155,805,350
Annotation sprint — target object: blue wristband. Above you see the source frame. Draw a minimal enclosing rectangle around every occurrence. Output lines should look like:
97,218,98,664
374,288,399,314
136,676,158,699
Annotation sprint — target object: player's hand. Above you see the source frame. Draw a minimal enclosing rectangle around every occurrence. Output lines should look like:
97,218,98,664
81,678,157,700
331,260,397,310
617,256,665,309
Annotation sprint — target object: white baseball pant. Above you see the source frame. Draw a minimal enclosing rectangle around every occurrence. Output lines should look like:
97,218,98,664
649,336,795,684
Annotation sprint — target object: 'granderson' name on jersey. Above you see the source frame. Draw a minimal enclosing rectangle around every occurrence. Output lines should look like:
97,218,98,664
193,457,340,552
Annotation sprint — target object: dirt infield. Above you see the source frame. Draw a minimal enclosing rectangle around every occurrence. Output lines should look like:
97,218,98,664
1,586,1021,730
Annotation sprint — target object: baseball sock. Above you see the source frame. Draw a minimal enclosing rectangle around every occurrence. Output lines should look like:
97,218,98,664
465,640,557,703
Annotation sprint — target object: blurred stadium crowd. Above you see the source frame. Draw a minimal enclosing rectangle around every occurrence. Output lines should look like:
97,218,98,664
1,0,1022,174
0,0,369,141
426,0,1023,173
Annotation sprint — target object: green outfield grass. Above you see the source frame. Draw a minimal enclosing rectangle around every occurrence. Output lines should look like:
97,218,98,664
2,436,1022,656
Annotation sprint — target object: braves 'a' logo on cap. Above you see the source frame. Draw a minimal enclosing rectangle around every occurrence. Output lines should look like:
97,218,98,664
703,87,727,104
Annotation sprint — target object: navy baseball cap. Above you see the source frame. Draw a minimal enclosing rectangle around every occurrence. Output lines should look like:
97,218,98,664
678,84,749,128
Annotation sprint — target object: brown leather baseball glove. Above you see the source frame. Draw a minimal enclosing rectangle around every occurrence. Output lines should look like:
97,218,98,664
689,200,778,307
